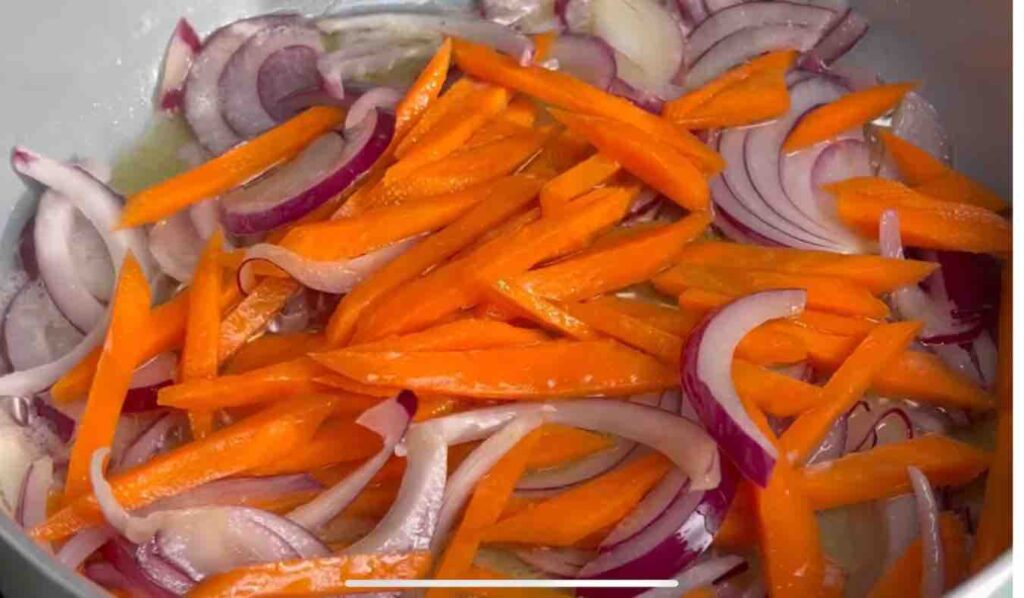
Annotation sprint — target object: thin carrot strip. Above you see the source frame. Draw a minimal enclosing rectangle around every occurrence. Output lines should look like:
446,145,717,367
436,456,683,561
780,322,921,465
539,153,621,216
120,106,346,227
488,279,599,340
522,127,593,178
515,212,713,302
33,397,334,542
550,108,710,212
914,171,1009,213
527,424,613,470
714,481,757,551
218,278,300,362
190,552,431,598
456,206,541,260
326,175,542,346
590,295,702,337
395,78,477,153
181,231,224,439
63,255,152,498
867,512,969,597
157,357,332,410
480,453,670,546
225,332,328,374
451,39,723,173
799,435,990,510
311,340,677,400
246,414,384,477
431,428,543,588
673,240,937,294
877,130,947,184
349,319,549,352
782,82,917,152
501,96,538,128
564,300,681,363
734,359,822,418
395,39,453,143
663,51,795,121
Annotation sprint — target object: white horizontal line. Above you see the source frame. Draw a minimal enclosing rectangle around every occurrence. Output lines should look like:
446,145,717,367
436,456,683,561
344,579,679,588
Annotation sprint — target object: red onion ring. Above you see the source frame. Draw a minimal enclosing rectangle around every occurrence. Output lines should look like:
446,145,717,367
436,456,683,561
57,526,115,570
684,2,834,66
599,469,687,548
148,210,204,282
635,554,746,598
686,24,826,90
344,87,402,130
798,9,869,71
516,547,594,578
156,18,202,113
3,281,84,371
545,34,617,91
115,412,182,473
516,436,637,493
101,537,183,598
909,466,945,597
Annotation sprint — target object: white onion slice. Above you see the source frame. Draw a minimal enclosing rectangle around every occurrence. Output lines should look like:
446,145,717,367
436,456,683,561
4,281,84,371
685,2,834,66
635,554,746,598
344,87,402,131
482,0,560,33
600,469,687,547
686,24,825,90
156,18,201,113
588,0,685,97
545,34,617,91
909,466,944,598
148,210,203,283
516,436,636,492
515,547,593,578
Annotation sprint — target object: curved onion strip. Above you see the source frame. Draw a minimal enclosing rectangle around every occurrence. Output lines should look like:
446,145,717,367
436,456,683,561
635,554,746,598
149,210,203,283
681,290,806,486
15,455,53,528
318,44,436,98
587,0,685,97
686,24,824,90
4,280,84,371
545,34,617,91
56,526,115,570
156,18,201,113
143,475,321,514
483,0,561,33
115,412,182,473
909,466,944,598
685,2,834,66
515,547,594,578
345,87,402,130
600,469,687,548
799,9,869,71
516,436,637,493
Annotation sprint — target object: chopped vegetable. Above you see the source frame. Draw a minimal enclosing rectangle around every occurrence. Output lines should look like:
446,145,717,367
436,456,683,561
158,358,333,410
394,39,453,143
180,231,224,438
782,82,917,152
867,512,968,597
350,318,549,352
488,279,599,340
539,152,621,216
219,278,300,361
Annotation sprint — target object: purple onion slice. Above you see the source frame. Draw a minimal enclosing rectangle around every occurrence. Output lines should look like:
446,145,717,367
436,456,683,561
156,18,202,113
545,34,617,91
684,2,834,66
686,23,826,90
4,281,84,371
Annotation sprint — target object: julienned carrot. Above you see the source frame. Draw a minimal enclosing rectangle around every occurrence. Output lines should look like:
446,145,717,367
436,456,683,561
867,512,968,598
488,279,599,340
451,39,723,174
527,424,613,469
394,39,452,143
456,206,541,260
590,295,702,337
279,189,486,260
502,96,538,128
828,177,1012,253
799,435,990,510
120,106,346,227
460,113,534,151
63,255,152,499
326,176,543,346
219,278,300,362
413,395,464,422
189,552,432,598
663,51,794,119
673,241,937,294
33,397,334,542
654,264,890,319
515,212,713,302
796,310,878,338
714,481,757,551
480,453,670,546
181,232,224,439
431,429,543,589
247,415,384,477
550,109,710,212
878,131,1006,212
352,185,632,342
782,82,917,152
733,359,822,418
311,340,677,399
522,127,593,178
564,300,681,363
395,78,477,155
225,332,328,374
781,322,920,465
350,319,550,352
157,358,333,410
314,374,399,399
539,153,621,216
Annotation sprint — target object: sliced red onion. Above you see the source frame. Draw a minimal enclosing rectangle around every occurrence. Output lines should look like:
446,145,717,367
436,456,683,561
607,78,666,113
483,0,560,32
516,547,594,578
156,18,202,113
909,466,944,598
149,210,204,283
345,87,402,130
84,561,130,592
877,494,920,567
143,475,321,514
600,469,687,548
559,0,592,32
704,0,746,12
635,554,746,598
712,198,783,247
221,109,394,234
681,290,806,486
4,281,84,371
544,34,617,91
220,23,325,138
184,14,302,154
345,425,448,553
58,526,115,570
131,353,178,391
287,392,415,530
675,0,708,28
115,412,183,473
586,0,685,97
317,13,535,65
188,198,221,240
686,24,826,90
432,413,545,549
810,137,874,221
516,436,636,493
416,399,720,490
798,10,869,71
317,43,436,99
15,455,52,528
101,537,183,598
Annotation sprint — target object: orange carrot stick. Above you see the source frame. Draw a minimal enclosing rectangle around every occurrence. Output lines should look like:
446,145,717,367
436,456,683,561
33,397,334,542
395,78,477,157
780,321,921,465
914,171,1009,213
590,295,702,336
783,82,917,152
488,279,599,340
515,212,712,302
246,414,384,477
63,255,152,498
663,51,795,121
157,357,335,411
180,232,224,438
714,481,757,551
218,278,300,362
877,130,947,184
451,39,723,174
522,127,593,179
867,512,968,597
526,425,614,470
120,106,346,227
225,332,328,374
481,453,670,546
564,300,681,363
550,109,709,212
799,435,990,510
395,39,453,143
672,240,938,294
733,359,822,418
190,552,432,598
349,318,549,352
312,340,676,400
539,153,621,216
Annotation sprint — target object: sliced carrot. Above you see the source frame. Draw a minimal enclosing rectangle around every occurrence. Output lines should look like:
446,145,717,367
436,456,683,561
522,127,593,178
413,395,465,422
539,153,621,216
867,512,968,598
314,374,400,398
311,340,676,400
246,414,384,477
781,321,921,465
783,82,917,152
120,106,346,227
879,130,1006,212
564,300,680,363
714,480,758,551
190,552,431,598
796,310,878,338
663,51,794,120
488,279,599,340
515,212,712,302
431,428,543,589
457,206,542,260
527,424,613,470
799,435,990,510
395,39,453,143
451,39,723,174
225,332,328,374
481,453,670,546
218,278,300,362
33,397,333,542
673,240,937,294
326,175,542,345
550,109,709,212
181,232,224,439
157,358,332,410
828,177,1011,253
350,318,549,352
502,96,538,128
590,295,701,336
734,359,822,418
655,265,890,319
395,77,478,156
63,255,152,498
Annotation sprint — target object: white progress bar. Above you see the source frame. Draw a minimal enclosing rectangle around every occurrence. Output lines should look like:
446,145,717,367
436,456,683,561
345,579,679,588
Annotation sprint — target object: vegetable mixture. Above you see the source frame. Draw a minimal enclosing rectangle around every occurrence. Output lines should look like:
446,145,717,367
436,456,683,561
0,1,1011,597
